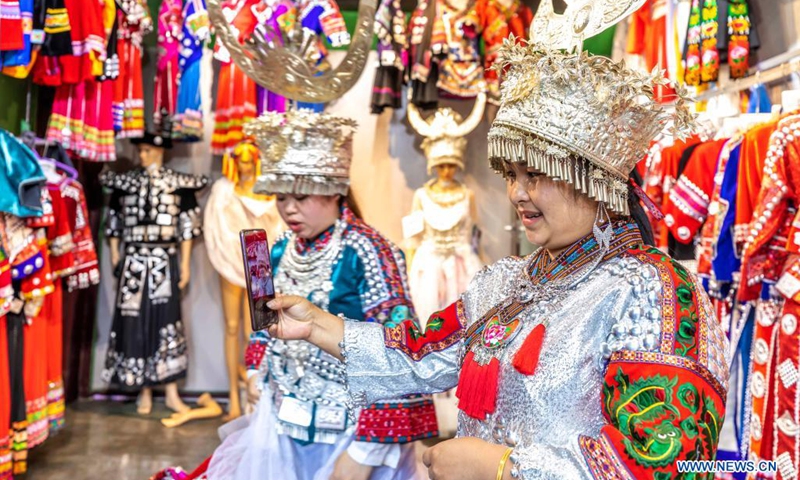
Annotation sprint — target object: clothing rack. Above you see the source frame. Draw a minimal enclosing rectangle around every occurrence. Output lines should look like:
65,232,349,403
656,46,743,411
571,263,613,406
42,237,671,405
695,49,800,101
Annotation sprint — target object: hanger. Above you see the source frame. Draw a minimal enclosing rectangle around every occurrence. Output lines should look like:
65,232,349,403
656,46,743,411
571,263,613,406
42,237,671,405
37,155,78,181
19,128,78,180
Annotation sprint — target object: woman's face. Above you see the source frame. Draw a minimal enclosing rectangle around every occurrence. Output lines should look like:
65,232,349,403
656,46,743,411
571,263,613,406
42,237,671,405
504,161,598,257
275,194,341,239
236,148,256,180
435,163,459,183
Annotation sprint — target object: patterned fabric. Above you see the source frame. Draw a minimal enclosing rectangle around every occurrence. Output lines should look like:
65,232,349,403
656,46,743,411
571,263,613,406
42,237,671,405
60,179,100,291
172,0,209,141
384,300,465,361
696,138,740,280
245,206,437,444
153,0,183,134
340,226,728,480
741,116,800,475
734,120,777,256
684,0,752,85
726,0,751,79
0,0,24,51
113,0,153,138
370,0,407,113
578,246,726,479
683,0,702,86
664,138,728,245
100,167,207,388
739,117,800,302
476,0,532,103
101,167,208,243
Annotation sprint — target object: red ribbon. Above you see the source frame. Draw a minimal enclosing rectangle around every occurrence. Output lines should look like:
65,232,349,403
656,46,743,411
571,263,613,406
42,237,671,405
630,178,665,221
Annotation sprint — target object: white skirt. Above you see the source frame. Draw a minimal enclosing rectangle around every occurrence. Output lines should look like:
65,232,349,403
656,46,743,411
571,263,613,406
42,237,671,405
206,396,426,480
408,242,482,329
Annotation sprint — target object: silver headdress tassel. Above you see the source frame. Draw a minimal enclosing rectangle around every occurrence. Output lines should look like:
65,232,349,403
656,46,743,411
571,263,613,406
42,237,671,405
407,93,487,173
487,0,696,215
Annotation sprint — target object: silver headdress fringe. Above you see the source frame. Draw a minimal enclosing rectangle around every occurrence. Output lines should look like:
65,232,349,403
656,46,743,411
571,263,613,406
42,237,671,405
253,174,350,197
488,127,631,215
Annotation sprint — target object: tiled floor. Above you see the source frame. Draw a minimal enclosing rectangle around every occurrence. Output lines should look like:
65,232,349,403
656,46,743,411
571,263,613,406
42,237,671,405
26,400,224,480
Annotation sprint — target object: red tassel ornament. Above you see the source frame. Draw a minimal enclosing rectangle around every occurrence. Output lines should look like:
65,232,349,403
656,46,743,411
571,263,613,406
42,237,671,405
512,323,546,375
456,351,500,420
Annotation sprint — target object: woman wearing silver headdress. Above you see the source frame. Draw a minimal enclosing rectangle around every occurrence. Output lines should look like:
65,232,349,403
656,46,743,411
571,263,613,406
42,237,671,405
203,110,436,480
262,16,730,480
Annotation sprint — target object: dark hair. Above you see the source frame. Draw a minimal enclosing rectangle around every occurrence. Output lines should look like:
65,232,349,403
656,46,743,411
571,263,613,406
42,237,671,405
627,170,655,246
340,191,363,219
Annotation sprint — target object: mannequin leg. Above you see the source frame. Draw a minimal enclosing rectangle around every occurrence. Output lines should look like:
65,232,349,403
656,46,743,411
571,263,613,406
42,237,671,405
240,291,253,383
137,387,153,415
220,276,244,420
164,382,190,413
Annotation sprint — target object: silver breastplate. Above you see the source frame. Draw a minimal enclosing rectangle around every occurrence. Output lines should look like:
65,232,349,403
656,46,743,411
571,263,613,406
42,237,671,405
266,222,353,443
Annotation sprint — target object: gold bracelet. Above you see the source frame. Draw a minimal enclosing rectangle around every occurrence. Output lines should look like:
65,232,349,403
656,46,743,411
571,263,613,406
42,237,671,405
496,447,514,480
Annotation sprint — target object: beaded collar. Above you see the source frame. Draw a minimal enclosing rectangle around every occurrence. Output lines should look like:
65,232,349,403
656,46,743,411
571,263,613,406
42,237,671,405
294,205,356,254
527,222,643,286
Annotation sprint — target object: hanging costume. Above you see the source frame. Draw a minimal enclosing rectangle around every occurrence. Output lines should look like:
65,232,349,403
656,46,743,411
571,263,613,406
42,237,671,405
172,0,209,141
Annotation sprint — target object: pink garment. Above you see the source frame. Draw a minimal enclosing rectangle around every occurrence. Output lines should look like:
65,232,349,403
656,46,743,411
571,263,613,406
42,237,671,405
153,0,182,130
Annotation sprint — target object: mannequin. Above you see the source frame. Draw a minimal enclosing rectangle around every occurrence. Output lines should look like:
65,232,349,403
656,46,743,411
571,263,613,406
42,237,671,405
406,163,478,276
204,140,284,420
101,132,208,416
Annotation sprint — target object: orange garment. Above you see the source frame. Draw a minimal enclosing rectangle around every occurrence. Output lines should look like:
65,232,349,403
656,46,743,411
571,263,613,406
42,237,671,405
23,303,49,449
734,120,778,254
211,62,257,155
626,0,675,102
476,0,533,102
21,240,54,450
43,282,64,431
0,315,10,480
663,138,728,244
741,116,800,468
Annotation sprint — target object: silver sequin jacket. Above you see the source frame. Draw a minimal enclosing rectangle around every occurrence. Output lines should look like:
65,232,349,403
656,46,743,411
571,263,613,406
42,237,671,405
343,245,730,479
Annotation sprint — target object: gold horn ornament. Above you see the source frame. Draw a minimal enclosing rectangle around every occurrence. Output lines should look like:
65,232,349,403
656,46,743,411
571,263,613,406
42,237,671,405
207,0,376,103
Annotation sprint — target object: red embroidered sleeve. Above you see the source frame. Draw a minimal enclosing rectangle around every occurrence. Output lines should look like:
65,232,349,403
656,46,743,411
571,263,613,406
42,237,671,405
382,300,466,361
579,247,727,479
354,301,465,443
664,139,727,245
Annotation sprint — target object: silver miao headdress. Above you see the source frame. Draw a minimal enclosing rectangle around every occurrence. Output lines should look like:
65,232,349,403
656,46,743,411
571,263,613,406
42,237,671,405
488,0,696,215
407,93,486,173
245,110,357,196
